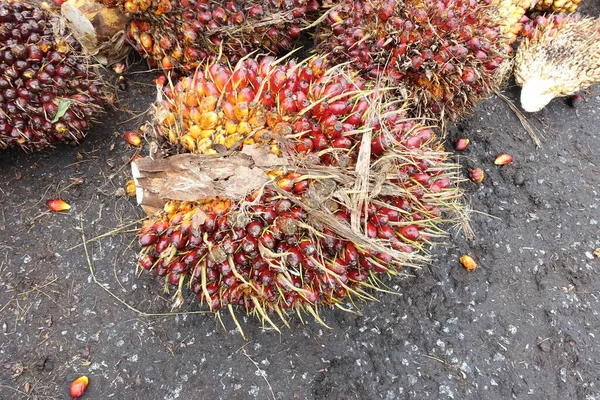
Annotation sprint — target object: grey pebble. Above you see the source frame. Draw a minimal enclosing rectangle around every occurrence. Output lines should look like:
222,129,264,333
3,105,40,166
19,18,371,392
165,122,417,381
44,359,54,371
494,186,510,198
538,340,552,352
514,172,525,186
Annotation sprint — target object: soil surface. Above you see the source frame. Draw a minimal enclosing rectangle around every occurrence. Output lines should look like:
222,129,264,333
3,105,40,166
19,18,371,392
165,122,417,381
1,5,599,399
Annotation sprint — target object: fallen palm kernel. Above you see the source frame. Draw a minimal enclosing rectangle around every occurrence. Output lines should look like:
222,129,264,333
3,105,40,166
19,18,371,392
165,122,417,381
460,255,477,271
124,131,142,146
494,153,513,165
455,138,470,151
314,0,512,120
469,168,485,183
98,0,323,70
69,376,88,398
46,199,71,212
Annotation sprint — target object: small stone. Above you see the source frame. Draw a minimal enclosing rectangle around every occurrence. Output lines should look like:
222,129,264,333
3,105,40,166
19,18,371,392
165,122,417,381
43,359,54,371
494,186,509,198
514,171,525,186
538,340,551,352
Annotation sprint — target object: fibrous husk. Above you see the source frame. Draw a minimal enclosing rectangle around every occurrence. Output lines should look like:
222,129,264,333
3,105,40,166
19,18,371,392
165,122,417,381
60,0,130,64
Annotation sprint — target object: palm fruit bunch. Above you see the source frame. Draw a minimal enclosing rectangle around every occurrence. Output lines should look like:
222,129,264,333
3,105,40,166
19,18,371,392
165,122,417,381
0,0,106,151
519,12,581,40
515,14,599,112
313,0,511,122
136,56,462,327
97,0,322,70
493,0,532,44
153,56,437,161
533,0,581,13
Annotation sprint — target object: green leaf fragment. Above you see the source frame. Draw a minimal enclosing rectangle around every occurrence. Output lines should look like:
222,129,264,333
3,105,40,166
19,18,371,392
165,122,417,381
51,100,73,123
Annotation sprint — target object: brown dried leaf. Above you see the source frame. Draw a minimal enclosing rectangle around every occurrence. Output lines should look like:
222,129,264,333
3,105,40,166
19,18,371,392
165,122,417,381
240,146,289,167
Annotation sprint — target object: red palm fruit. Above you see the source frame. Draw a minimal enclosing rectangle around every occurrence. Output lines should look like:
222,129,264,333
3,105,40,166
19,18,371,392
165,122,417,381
69,376,89,398
398,225,419,241
293,179,309,194
455,138,469,151
140,233,159,246
246,221,263,237
377,225,395,240
242,236,258,254
139,254,155,270
469,168,484,183
259,232,275,249
46,199,71,212
365,222,377,238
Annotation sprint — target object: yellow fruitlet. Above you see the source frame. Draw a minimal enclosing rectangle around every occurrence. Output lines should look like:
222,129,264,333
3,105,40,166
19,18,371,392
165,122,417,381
460,255,477,271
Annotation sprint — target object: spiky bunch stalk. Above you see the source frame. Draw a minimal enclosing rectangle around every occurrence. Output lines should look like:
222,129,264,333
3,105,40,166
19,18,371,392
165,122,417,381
153,56,436,163
0,0,106,151
98,0,322,70
515,14,599,112
314,0,512,121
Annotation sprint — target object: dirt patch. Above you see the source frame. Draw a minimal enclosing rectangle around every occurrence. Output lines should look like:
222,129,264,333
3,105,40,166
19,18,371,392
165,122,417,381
1,6,599,399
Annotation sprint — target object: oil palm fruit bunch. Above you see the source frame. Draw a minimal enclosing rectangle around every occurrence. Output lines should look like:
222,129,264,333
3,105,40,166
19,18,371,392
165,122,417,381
0,0,106,151
153,56,437,163
533,0,581,13
314,0,511,122
515,14,599,112
136,142,460,328
518,11,581,40
493,0,532,44
98,0,322,70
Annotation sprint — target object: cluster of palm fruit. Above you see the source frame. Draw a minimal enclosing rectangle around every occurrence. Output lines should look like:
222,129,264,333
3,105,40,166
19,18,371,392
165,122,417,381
99,0,321,70
137,160,457,325
154,56,436,161
533,0,581,13
136,56,462,324
314,0,511,121
519,11,581,40
0,0,106,151
494,0,532,44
